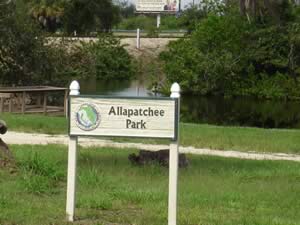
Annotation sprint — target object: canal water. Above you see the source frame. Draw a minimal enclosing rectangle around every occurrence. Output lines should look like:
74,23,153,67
79,79,300,129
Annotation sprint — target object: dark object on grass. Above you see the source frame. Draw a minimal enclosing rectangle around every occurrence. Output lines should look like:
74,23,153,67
0,120,14,163
129,149,189,168
0,120,7,134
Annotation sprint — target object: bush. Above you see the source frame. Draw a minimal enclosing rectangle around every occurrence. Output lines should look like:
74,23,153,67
0,1,72,87
0,1,53,86
160,6,300,99
161,12,251,95
64,35,136,81
117,15,156,30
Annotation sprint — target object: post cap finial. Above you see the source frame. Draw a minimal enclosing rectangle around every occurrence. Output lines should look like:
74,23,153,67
69,80,80,96
170,82,180,98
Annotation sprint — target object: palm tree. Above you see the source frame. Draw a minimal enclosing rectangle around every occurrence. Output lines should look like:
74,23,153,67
27,0,64,32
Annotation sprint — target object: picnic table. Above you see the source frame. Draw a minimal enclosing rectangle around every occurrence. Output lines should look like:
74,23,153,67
0,86,68,115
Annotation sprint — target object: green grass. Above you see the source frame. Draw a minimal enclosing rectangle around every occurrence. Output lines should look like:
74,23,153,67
0,145,300,225
1,113,67,134
1,113,300,153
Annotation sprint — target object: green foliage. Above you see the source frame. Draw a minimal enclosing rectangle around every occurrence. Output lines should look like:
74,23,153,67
117,15,156,30
0,2,134,86
161,12,251,95
64,35,136,80
2,146,300,224
19,152,63,180
160,15,183,30
160,2,300,99
0,0,66,86
63,0,120,34
118,1,135,19
23,0,121,33
26,0,64,32
18,152,64,194
178,5,207,32
178,0,225,33
117,14,184,31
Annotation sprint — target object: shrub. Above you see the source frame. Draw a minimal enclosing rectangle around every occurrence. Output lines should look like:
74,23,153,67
160,7,300,99
117,15,156,30
78,35,136,80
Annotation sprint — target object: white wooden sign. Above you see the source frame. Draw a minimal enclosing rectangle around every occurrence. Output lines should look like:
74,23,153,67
66,81,180,225
69,97,178,140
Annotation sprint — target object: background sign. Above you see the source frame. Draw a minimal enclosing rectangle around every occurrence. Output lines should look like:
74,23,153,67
69,96,178,139
135,0,179,13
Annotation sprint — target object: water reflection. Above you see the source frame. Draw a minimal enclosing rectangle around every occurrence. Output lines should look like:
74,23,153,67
79,79,300,128
181,96,300,128
80,79,151,97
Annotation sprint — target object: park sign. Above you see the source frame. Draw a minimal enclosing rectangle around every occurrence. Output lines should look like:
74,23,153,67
66,81,180,225
135,0,179,13
69,96,178,140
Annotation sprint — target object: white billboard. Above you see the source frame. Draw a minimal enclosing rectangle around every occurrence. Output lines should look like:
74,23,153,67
136,0,179,13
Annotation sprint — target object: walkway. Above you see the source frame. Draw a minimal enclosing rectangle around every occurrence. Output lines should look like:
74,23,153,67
3,131,300,162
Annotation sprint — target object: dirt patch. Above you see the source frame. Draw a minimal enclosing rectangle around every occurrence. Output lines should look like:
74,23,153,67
121,38,178,58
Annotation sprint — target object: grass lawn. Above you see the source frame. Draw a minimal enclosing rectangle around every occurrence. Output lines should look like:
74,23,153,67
0,145,300,225
1,113,300,154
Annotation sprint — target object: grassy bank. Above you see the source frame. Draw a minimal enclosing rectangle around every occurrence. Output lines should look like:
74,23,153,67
1,113,300,154
0,145,300,225
1,113,67,134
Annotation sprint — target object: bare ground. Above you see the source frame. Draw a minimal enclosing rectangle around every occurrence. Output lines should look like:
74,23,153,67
121,38,177,58
2,131,300,162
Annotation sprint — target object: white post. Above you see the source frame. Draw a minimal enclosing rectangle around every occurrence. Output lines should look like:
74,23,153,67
168,82,180,225
157,14,161,28
66,80,80,222
136,28,140,49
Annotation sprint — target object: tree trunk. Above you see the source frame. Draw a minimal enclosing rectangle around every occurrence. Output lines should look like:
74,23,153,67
250,0,257,17
240,0,246,15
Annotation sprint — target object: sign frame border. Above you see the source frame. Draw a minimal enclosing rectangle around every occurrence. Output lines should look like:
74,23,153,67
68,95,179,141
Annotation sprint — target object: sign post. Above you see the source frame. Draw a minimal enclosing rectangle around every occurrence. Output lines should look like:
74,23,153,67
136,28,140,49
168,83,180,225
66,81,180,224
66,81,80,222
157,14,161,28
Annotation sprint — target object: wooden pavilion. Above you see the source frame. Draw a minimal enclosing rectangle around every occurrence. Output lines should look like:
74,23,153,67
0,86,68,115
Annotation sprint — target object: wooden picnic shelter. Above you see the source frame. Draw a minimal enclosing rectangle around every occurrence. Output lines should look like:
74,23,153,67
0,86,68,115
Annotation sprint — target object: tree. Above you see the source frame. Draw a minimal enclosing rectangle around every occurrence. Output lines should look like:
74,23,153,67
27,0,64,32
0,0,67,86
238,0,295,24
63,0,120,34
160,4,300,99
179,0,225,33
117,0,135,18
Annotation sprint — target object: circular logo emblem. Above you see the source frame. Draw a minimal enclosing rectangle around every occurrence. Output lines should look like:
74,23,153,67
75,103,100,131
